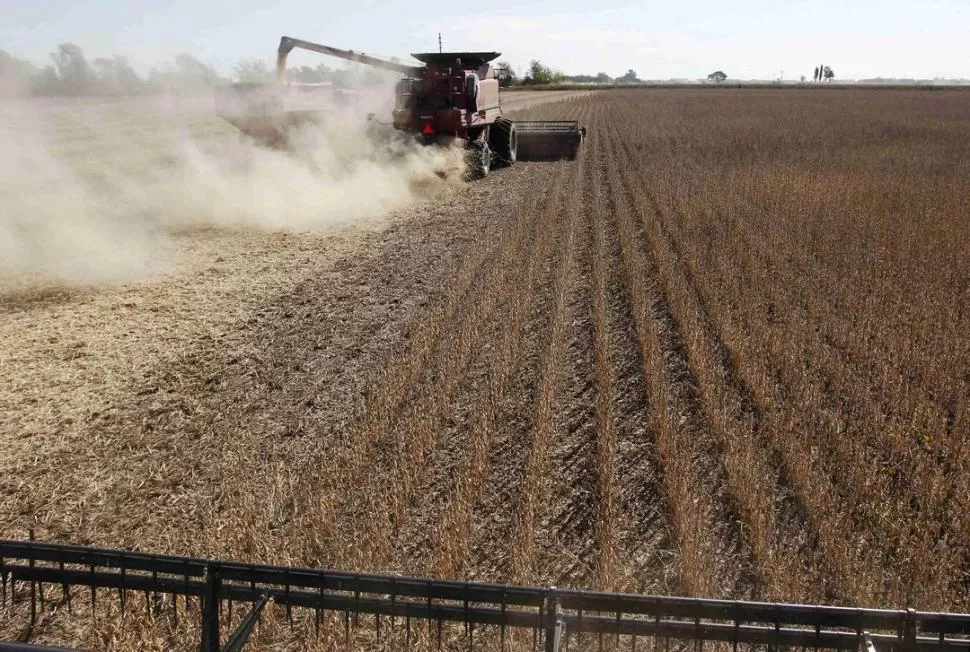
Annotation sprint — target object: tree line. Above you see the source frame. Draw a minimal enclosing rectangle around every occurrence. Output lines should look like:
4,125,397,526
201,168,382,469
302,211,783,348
495,60,642,87
0,43,397,96
1,43,647,96
0,44,234,96
706,66,836,83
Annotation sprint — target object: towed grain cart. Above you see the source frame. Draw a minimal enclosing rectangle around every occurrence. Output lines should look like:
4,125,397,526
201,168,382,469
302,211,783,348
217,36,587,178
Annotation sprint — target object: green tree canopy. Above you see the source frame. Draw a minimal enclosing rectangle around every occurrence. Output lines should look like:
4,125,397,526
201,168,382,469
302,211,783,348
92,56,142,93
525,59,563,85
618,69,640,83
495,61,517,87
50,43,94,90
234,59,272,83
175,54,223,86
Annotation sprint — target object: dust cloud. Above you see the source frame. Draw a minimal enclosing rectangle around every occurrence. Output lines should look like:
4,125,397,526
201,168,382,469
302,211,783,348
0,81,465,290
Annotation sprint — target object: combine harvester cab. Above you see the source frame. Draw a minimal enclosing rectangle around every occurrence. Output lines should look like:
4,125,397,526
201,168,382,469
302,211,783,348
219,35,587,178
389,47,587,173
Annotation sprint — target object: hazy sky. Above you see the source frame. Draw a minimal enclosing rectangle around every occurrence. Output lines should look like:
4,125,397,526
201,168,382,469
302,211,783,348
2,0,968,80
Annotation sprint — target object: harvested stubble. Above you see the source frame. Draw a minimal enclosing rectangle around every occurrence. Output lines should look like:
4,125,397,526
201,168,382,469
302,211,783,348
2,88,968,649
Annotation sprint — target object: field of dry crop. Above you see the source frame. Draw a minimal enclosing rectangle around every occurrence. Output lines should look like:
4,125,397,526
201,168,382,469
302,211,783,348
2,88,968,649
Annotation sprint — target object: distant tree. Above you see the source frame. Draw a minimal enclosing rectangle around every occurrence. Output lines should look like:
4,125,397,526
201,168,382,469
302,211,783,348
92,55,142,94
146,53,224,90
526,59,553,84
329,67,354,88
361,64,393,87
813,66,819,82
495,61,517,87
175,54,222,86
287,65,330,83
524,59,563,85
234,59,272,83
707,70,727,83
50,43,94,91
800,75,806,83
0,50,40,95
292,66,316,83
618,69,640,83
38,65,59,89
0,49,38,80
823,65,834,81
146,67,167,87
818,63,824,81
4,46,236,96
562,73,621,84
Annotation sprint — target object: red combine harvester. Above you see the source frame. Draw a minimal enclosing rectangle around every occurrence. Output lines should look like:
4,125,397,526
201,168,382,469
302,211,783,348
218,36,587,178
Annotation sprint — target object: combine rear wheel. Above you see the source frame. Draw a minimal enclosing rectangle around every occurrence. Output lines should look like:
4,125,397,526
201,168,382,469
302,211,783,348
488,118,517,167
466,140,492,180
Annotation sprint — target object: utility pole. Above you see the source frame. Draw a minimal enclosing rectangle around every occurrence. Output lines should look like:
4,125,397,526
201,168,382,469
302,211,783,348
438,33,442,53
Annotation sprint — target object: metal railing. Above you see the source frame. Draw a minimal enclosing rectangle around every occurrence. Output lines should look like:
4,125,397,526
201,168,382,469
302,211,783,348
2,539,968,651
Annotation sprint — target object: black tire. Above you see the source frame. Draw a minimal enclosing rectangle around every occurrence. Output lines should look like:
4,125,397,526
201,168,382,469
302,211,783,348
465,140,492,180
488,118,517,167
